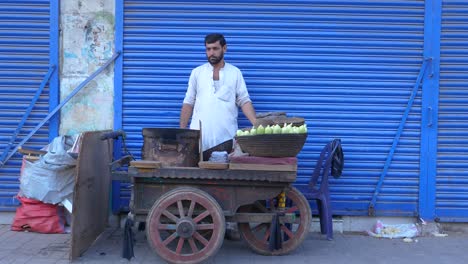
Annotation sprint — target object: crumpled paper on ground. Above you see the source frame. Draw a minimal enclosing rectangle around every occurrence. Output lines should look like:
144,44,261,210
367,220,419,239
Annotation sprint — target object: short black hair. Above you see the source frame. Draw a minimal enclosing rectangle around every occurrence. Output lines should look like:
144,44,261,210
205,33,226,47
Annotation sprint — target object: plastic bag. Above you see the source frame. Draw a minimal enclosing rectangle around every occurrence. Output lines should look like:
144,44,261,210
331,139,344,178
19,135,79,204
367,220,419,239
208,151,228,163
11,196,66,234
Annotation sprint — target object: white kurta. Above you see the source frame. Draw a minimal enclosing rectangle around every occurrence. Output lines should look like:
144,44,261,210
183,62,251,151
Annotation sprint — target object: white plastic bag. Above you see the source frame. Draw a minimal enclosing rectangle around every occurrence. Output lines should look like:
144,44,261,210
367,220,419,239
19,135,80,204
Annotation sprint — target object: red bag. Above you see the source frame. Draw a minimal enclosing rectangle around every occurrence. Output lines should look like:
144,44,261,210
11,196,66,234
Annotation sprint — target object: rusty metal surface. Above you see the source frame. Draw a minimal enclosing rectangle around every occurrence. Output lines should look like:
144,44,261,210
131,178,289,217
128,166,297,182
70,131,113,260
225,213,296,223
142,128,200,167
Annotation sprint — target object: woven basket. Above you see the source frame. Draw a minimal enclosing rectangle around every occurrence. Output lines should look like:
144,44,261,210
235,133,307,157
255,116,305,127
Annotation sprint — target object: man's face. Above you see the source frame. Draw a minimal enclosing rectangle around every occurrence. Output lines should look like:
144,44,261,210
205,40,226,65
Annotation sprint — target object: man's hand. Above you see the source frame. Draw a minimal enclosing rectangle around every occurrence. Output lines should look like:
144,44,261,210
180,104,194,128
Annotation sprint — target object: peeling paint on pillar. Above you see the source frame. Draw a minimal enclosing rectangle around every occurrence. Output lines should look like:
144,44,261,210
60,0,115,135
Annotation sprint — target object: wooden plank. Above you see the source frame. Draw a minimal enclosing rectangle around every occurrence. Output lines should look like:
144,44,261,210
17,146,47,156
198,161,229,170
199,120,203,163
130,160,161,169
22,155,40,162
131,180,289,215
225,213,296,223
229,163,297,172
70,131,113,260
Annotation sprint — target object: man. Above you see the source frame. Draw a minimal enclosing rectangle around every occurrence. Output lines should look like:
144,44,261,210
180,33,257,155
180,33,254,240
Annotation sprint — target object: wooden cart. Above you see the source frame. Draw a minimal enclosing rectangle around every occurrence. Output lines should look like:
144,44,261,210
124,164,312,264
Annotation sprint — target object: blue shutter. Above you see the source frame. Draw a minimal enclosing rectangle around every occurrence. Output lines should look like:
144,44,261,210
0,0,55,211
119,0,425,215
436,0,468,221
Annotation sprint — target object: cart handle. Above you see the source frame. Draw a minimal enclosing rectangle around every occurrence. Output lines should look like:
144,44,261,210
100,130,125,140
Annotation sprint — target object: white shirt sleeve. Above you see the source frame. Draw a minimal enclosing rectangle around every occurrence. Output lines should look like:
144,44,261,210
235,69,251,107
183,69,197,105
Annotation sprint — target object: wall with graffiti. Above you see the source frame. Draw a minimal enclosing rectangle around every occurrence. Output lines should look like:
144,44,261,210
60,0,115,135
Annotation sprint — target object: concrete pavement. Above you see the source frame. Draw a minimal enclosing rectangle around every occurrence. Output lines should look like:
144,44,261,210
0,224,467,264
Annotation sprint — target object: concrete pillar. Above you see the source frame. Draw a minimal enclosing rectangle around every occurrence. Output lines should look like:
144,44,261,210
60,0,115,135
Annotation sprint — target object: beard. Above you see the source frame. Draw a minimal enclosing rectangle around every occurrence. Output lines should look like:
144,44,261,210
207,52,224,65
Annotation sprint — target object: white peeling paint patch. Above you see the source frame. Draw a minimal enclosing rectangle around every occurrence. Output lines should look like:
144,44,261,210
62,12,115,75
59,75,114,135
60,3,115,135
62,0,115,15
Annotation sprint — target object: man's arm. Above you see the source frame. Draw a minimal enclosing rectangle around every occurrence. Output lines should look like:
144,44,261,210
241,102,257,126
236,70,257,126
180,69,197,128
180,103,194,128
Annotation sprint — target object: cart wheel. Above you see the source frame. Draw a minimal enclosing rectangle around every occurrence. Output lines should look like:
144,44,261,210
146,187,225,264
238,187,311,256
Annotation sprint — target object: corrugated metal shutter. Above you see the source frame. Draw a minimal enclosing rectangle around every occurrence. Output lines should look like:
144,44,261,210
120,0,425,215
0,1,52,211
436,0,468,221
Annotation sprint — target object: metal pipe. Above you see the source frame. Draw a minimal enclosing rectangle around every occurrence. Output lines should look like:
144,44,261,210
0,51,121,168
368,58,431,216
0,65,56,164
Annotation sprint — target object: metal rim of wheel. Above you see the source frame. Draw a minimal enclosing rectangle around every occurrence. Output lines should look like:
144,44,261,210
237,186,312,256
146,187,225,264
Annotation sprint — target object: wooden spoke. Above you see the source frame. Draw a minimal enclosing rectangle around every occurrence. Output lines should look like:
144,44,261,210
187,200,196,218
196,224,214,230
188,238,198,253
286,206,298,214
193,231,209,246
175,237,185,254
252,223,268,233
281,225,295,239
198,230,212,238
263,228,270,242
157,224,176,230
177,200,185,218
193,210,211,223
162,210,179,223
162,232,178,246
